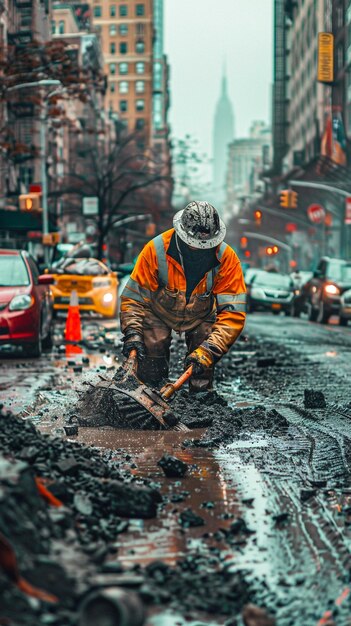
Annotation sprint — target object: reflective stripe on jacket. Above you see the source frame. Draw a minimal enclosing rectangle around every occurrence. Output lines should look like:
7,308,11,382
121,228,246,357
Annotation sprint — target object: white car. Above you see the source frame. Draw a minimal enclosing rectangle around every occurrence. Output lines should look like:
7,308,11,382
339,289,351,326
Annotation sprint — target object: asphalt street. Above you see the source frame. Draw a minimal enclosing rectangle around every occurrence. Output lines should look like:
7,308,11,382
2,313,351,625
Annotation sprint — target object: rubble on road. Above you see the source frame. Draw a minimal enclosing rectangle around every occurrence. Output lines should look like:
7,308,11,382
0,406,268,625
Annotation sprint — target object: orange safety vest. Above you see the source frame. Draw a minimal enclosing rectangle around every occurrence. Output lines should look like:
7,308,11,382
121,229,246,357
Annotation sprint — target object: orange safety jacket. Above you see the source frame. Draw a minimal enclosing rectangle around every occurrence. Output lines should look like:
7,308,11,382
120,228,246,358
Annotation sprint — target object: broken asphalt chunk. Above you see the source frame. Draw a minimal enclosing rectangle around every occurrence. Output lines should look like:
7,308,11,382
157,454,188,478
304,389,326,409
179,508,205,527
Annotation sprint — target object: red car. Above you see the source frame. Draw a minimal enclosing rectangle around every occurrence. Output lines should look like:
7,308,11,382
0,249,54,357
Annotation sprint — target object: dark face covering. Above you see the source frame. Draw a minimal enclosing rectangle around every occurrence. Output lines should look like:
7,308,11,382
177,236,217,302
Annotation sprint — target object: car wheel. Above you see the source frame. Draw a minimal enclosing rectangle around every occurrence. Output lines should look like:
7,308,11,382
292,305,300,318
339,316,348,327
285,308,292,316
24,334,42,358
308,303,318,322
42,322,54,350
316,300,330,324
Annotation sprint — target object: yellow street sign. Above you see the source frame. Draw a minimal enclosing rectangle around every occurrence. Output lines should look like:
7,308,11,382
318,33,334,83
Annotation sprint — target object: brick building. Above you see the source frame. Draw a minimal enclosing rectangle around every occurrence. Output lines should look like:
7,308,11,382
92,0,154,142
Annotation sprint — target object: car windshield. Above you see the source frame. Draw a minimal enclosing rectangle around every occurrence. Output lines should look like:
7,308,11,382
0,255,30,287
56,258,108,276
327,261,351,282
253,273,293,289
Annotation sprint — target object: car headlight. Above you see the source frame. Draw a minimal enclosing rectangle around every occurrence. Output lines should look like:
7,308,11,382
9,294,34,311
102,292,114,304
325,284,340,296
251,288,265,298
294,289,301,296
93,279,111,288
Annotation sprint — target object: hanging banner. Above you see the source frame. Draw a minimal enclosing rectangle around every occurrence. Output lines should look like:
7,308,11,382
318,33,334,83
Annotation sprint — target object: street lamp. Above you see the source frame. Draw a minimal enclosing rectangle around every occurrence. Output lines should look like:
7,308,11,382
8,79,63,264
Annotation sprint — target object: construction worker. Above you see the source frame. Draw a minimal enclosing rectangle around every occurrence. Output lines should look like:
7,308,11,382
120,201,246,392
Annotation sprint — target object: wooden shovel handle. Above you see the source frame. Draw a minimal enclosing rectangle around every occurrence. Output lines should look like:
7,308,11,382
161,365,193,400
123,348,138,376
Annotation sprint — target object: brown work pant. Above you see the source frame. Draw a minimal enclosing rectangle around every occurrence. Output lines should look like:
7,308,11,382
137,310,214,392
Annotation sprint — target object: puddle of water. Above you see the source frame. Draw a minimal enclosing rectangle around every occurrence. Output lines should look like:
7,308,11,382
77,427,241,567
148,609,223,626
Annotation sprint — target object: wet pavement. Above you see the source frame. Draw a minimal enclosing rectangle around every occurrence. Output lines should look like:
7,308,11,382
2,313,351,625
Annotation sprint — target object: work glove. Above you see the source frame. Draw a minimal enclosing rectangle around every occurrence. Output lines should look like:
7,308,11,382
122,329,146,361
185,344,214,375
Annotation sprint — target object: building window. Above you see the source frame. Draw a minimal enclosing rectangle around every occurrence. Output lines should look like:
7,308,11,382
110,83,116,93
51,20,56,34
119,23,128,35
110,42,116,54
136,61,145,74
136,80,145,93
59,20,65,34
136,40,145,54
120,42,128,54
119,62,128,74
120,100,128,112
110,4,116,16
109,24,117,35
136,99,145,111
119,5,128,16
136,23,145,35
136,4,145,16
93,5,101,17
136,119,145,130
119,81,129,94
110,63,116,75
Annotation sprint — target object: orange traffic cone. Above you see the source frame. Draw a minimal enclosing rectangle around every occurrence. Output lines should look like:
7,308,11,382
65,290,82,343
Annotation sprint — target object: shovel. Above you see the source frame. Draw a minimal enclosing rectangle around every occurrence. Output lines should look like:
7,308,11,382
113,349,192,431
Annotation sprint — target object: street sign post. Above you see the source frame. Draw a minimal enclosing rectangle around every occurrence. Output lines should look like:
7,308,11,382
83,197,99,216
345,198,351,225
307,204,326,224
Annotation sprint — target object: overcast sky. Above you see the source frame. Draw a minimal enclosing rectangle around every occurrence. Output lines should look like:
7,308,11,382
164,0,273,157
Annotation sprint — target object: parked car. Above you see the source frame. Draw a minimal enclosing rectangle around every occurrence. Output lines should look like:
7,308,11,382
244,268,268,303
51,258,118,318
0,249,54,357
300,257,351,324
248,271,295,315
339,289,351,326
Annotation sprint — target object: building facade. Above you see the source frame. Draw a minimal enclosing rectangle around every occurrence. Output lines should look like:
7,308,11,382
226,122,271,217
212,71,235,205
92,0,154,142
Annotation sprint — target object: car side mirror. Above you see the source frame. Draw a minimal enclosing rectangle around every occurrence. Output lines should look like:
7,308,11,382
38,274,54,285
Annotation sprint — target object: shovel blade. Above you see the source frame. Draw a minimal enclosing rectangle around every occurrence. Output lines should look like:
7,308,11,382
114,385,178,429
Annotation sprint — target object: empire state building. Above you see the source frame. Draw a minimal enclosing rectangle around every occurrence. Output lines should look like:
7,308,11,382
212,71,235,205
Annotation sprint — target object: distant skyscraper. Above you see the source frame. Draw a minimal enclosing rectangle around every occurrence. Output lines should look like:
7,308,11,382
212,70,235,204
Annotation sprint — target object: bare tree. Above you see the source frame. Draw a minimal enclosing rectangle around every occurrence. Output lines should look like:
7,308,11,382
51,129,172,258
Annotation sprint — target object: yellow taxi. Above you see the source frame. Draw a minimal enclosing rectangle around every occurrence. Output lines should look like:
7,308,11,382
51,258,118,318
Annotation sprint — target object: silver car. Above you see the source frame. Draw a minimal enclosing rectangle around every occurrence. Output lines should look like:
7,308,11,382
339,289,351,326
248,271,295,315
